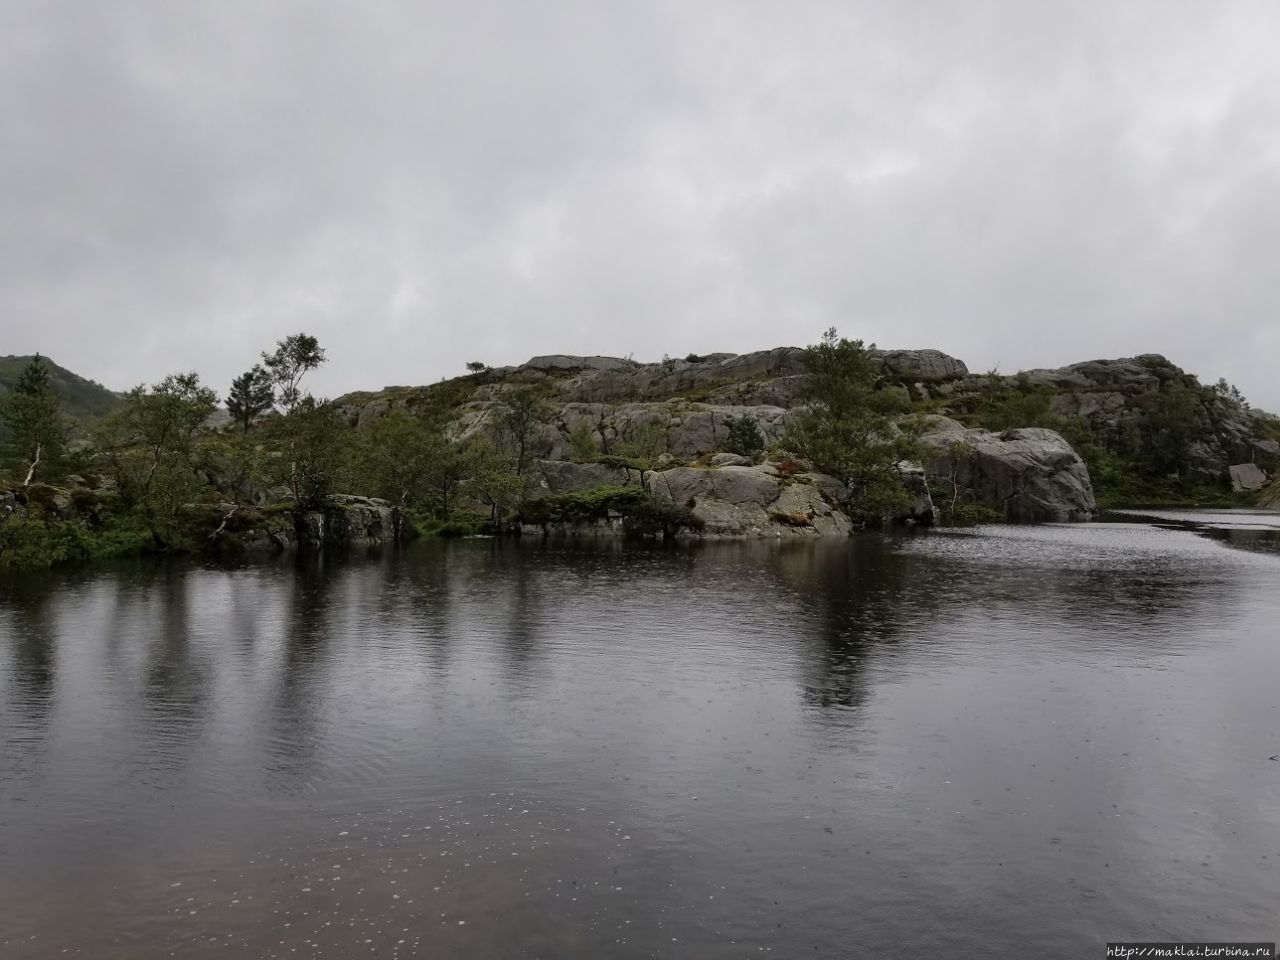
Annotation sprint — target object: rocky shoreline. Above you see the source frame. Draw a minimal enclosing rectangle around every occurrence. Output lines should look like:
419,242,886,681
3,345,1276,565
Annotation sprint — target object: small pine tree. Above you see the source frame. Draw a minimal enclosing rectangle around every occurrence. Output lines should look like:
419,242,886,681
724,416,765,459
226,365,276,433
0,356,69,485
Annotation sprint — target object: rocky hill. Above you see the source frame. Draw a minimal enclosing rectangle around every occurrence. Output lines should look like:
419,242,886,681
334,347,1276,531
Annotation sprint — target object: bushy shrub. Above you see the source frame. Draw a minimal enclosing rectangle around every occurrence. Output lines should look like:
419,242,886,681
933,503,1005,527
723,416,765,459
518,484,699,535
567,421,599,463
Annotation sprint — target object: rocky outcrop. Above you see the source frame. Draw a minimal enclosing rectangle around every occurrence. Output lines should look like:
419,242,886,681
334,344,1278,521
204,495,403,553
646,464,853,538
982,355,1278,485
918,417,1097,523
527,459,643,495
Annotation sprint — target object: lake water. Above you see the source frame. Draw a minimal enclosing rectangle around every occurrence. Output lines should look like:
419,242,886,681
2,515,1278,958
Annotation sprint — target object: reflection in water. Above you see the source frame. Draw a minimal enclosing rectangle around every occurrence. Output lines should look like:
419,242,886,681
1,521,1279,959
0,585,59,784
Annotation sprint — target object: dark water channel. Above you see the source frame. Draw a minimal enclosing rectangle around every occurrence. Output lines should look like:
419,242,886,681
2,516,1279,958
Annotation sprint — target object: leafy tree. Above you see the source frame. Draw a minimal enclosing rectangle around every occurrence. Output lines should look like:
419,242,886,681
261,333,326,413
723,416,765,459
784,328,918,520
422,438,473,519
264,397,345,508
226,365,276,433
1130,381,1203,482
463,439,523,521
350,411,447,511
499,386,550,476
98,372,217,543
465,361,489,374
567,420,599,462
260,334,328,501
0,356,70,485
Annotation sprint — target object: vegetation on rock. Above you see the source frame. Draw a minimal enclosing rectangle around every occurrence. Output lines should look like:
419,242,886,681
784,329,921,522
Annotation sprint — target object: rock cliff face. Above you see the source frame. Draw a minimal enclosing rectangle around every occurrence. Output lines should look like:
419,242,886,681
335,345,1278,532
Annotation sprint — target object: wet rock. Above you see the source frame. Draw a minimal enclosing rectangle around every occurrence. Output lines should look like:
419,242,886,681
1229,463,1268,493
529,460,643,495
646,464,852,538
919,418,1096,523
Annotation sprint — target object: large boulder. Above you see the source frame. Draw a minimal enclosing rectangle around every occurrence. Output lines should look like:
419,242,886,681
919,418,1097,522
323,495,400,546
877,349,968,384
1229,463,1268,493
646,464,853,538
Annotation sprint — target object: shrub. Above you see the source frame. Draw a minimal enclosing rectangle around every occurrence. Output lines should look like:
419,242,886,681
567,421,599,463
934,503,1005,527
518,485,700,536
723,416,765,459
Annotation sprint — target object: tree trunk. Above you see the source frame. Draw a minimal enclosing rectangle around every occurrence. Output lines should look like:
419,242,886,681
22,443,41,487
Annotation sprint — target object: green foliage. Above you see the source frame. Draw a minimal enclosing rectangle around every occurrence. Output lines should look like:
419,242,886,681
198,432,275,502
0,514,87,569
465,361,489,374
976,387,1059,433
415,512,490,538
261,333,325,412
463,439,523,519
614,422,668,469
349,411,446,510
567,421,599,463
784,328,919,520
265,397,345,508
934,503,1005,527
96,372,218,545
723,416,764,459
0,356,71,484
1211,377,1249,410
498,386,550,475
518,484,699,536
0,512,154,570
226,365,275,432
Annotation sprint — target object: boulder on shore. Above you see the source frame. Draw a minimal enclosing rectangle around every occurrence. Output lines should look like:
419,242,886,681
646,464,853,538
919,418,1097,523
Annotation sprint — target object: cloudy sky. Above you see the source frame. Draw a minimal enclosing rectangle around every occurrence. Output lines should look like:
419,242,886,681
3,1,1278,407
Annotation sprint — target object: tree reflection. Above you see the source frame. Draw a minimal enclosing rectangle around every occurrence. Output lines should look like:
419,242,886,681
0,580,59,780
761,535,925,713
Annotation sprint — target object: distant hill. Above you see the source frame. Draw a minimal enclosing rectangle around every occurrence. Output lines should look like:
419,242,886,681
0,355,123,423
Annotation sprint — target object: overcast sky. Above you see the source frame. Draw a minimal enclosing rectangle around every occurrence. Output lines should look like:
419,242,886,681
3,1,1278,408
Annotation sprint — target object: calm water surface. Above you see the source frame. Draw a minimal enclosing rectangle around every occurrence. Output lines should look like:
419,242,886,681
2,517,1278,958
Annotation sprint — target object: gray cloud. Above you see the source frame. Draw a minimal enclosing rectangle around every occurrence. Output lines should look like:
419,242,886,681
3,0,1278,408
